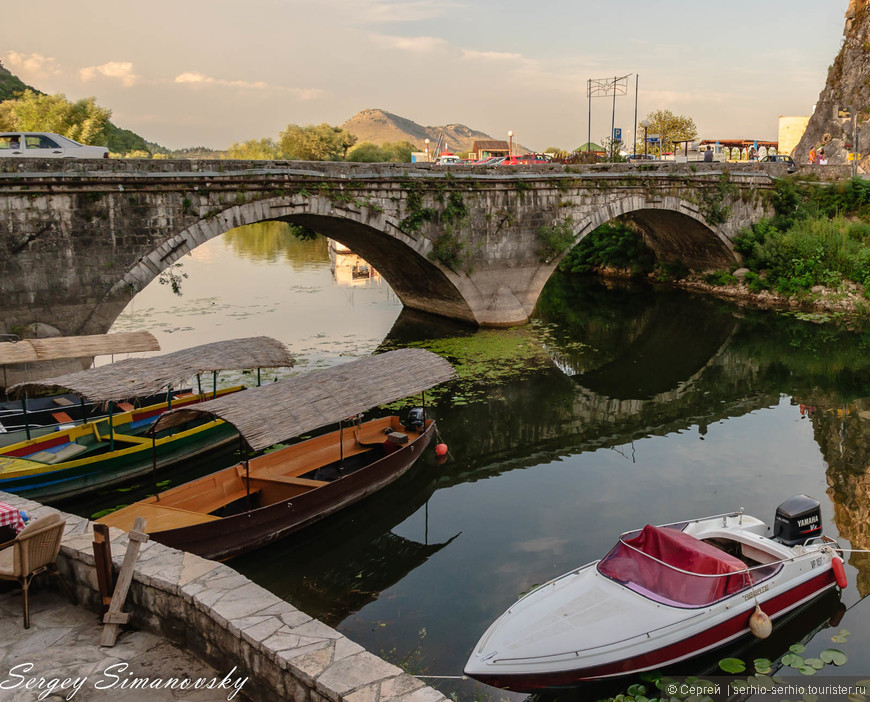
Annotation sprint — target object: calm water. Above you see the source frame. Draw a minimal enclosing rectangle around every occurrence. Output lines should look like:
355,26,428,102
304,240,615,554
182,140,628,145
97,223,870,700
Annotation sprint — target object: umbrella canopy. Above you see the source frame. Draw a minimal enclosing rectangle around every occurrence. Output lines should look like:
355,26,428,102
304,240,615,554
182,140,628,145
7,337,294,403
149,348,456,452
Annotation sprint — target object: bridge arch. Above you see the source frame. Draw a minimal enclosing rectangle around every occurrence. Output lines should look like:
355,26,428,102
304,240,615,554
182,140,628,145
100,194,478,327
524,194,741,314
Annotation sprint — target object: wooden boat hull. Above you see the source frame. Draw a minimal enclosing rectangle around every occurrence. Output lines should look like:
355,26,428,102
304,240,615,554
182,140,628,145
105,418,436,561
0,389,242,501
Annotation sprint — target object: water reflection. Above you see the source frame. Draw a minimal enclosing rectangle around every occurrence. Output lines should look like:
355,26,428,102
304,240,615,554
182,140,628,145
84,226,870,699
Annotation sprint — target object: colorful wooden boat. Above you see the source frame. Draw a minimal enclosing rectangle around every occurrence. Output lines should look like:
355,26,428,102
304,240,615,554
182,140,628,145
0,387,243,500
1,337,295,501
98,348,456,560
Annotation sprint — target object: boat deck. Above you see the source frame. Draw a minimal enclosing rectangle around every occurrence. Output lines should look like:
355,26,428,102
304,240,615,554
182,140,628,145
99,416,403,533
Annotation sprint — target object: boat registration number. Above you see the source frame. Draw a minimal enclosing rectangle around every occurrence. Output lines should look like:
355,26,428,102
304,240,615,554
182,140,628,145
810,556,825,569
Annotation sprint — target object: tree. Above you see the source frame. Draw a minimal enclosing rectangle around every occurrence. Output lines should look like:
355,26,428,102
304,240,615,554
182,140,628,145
346,141,384,162
636,109,697,156
225,138,282,160
278,123,357,161
0,90,111,145
380,140,416,163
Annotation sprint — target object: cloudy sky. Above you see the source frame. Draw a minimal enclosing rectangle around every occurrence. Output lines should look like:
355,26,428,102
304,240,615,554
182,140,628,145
1,0,847,151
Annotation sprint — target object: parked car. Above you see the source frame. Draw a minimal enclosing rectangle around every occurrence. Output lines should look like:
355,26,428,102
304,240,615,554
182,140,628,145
760,154,796,172
472,156,506,165
435,155,461,165
500,155,549,165
625,154,657,162
0,132,110,159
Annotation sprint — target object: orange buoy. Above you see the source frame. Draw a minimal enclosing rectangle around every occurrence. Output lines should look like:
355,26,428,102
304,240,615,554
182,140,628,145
435,443,448,456
833,555,848,589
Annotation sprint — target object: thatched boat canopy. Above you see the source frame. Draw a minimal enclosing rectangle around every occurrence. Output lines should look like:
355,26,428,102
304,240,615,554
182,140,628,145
0,332,160,365
8,337,294,403
150,348,456,452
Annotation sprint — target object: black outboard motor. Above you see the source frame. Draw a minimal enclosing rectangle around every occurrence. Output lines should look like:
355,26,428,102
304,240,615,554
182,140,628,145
407,407,426,431
773,494,823,546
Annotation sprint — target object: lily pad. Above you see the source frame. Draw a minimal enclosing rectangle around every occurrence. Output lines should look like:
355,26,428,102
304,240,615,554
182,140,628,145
753,658,773,674
847,694,866,702
798,664,818,676
626,684,647,697
781,653,805,668
820,648,848,666
804,658,825,670
718,658,746,674
789,643,807,654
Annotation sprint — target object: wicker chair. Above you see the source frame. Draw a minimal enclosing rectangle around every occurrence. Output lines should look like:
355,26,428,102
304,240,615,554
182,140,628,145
0,512,74,628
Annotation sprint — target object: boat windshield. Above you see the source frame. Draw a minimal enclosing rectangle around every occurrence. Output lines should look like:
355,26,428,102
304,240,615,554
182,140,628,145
597,524,754,607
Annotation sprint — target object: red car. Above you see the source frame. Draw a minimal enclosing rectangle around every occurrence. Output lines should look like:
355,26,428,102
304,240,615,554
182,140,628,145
499,154,550,165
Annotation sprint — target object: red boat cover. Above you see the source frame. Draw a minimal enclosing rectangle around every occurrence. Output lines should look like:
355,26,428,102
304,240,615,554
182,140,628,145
597,525,751,606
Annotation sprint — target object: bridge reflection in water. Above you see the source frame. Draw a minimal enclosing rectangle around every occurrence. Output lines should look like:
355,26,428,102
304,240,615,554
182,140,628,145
32,226,870,698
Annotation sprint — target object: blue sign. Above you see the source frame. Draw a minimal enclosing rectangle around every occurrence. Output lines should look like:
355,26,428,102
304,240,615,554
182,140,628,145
613,128,622,141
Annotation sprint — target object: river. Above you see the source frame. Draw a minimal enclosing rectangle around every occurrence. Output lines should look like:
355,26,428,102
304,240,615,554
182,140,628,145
89,222,870,700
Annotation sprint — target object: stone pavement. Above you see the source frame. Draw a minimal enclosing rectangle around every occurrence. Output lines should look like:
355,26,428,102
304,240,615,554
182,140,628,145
0,590,248,702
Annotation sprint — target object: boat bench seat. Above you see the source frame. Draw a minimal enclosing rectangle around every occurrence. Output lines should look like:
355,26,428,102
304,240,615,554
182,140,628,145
24,442,89,464
251,475,328,488
52,397,75,407
172,487,255,515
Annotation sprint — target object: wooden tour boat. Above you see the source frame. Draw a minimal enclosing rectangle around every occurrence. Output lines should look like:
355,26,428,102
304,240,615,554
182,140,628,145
99,348,456,561
0,337,294,501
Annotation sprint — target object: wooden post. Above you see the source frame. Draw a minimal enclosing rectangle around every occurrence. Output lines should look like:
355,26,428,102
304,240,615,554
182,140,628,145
92,523,114,614
100,516,149,647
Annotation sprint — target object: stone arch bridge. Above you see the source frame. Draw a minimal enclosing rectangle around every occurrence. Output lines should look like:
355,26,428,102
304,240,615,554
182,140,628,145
0,159,778,334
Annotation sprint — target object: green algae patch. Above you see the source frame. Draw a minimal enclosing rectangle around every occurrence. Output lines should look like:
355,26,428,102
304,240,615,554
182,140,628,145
380,326,558,408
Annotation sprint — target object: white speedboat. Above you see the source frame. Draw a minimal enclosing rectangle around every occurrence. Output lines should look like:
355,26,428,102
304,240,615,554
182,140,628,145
465,496,845,692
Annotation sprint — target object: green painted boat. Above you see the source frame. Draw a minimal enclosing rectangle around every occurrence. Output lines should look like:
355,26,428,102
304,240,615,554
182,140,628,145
0,388,241,501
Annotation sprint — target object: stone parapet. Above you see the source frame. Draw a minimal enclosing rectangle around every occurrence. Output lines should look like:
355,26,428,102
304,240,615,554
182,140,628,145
0,491,447,702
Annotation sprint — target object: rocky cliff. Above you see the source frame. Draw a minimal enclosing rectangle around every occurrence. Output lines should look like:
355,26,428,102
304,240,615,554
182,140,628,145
796,0,870,168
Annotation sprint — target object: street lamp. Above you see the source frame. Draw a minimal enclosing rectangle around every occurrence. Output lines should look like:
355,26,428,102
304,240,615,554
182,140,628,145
508,130,513,157
641,120,650,158
425,138,430,162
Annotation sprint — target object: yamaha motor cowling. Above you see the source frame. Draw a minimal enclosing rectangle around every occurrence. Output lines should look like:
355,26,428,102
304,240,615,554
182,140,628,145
406,407,426,431
773,494,822,546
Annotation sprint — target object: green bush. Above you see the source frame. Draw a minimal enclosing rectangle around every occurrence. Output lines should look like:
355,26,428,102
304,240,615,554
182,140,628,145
559,222,656,274
705,270,738,286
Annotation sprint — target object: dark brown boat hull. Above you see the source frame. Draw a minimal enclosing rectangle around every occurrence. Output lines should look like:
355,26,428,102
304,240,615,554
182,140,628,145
148,420,436,560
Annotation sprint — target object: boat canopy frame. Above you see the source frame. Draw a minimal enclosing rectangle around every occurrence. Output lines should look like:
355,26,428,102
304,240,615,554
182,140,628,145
148,348,457,453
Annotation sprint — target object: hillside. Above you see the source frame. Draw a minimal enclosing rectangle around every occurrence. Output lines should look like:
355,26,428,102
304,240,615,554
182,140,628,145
341,108,494,153
0,60,40,101
797,0,870,167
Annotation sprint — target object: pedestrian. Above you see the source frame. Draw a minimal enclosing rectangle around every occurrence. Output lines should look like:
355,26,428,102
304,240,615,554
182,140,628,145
703,146,713,162
808,147,817,164
818,148,828,165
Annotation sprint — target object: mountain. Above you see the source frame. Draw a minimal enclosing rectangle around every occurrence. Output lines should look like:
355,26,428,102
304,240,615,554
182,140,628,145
341,108,495,153
796,0,870,166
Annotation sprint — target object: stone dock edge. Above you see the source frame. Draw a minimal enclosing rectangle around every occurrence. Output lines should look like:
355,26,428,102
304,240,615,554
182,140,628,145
0,491,449,702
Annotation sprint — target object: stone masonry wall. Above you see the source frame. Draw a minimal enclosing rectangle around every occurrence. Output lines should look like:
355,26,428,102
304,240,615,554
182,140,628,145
0,491,447,702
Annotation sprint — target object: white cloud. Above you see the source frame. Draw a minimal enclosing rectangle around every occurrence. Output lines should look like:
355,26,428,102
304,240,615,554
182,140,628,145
3,51,63,80
461,49,527,63
357,0,459,23
370,34,449,52
173,71,324,100
80,61,138,87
